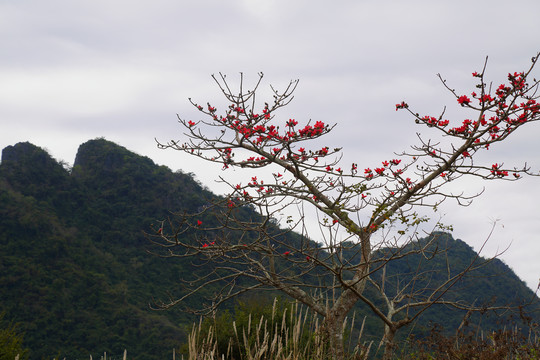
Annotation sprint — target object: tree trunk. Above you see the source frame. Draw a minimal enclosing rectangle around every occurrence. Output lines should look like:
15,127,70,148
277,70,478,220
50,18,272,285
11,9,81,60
323,309,348,359
323,276,369,358
381,324,397,360
323,233,371,358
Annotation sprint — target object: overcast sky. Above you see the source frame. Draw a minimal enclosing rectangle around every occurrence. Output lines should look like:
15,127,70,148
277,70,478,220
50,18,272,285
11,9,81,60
1,0,540,290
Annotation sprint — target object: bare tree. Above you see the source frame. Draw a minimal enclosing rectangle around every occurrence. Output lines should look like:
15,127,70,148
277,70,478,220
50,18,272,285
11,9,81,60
151,54,540,359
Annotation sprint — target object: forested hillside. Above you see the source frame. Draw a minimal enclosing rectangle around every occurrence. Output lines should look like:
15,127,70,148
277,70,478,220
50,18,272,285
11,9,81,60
0,139,537,359
0,139,212,359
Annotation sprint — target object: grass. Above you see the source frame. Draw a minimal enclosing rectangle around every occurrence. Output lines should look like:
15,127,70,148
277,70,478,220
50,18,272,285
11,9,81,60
183,299,540,360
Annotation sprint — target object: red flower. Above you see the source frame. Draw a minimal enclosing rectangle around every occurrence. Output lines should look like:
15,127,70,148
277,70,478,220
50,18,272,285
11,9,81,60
197,220,202,226
395,101,408,111
438,120,449,127
283,251,290,256
202,243,208,248
188,120,196,127
286,119,298,127
457,95,471,105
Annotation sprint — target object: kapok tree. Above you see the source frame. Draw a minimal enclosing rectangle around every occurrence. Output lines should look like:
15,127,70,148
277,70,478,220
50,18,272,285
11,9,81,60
152,54,540,359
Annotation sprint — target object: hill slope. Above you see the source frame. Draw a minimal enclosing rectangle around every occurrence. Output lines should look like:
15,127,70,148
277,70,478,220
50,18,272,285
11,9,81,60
0,139,211,359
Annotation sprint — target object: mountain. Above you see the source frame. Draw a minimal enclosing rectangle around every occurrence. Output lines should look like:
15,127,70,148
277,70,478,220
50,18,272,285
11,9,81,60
0,139,211,359
0,139,538,358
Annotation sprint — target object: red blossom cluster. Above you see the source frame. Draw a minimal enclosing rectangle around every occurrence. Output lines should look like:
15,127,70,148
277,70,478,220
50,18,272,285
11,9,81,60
457,95,471,105
193,104,332,167
179,62,539,225
395,101,408,111
491,163,509,177
297,121,326,138
421,115,449,127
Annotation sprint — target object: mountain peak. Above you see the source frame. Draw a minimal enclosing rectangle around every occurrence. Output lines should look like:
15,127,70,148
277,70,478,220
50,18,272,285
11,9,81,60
1,141,51,164
73,138,155,173
0,142,69,194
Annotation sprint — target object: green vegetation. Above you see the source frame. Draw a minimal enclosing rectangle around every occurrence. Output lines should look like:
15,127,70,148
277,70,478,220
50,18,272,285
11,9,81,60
0,312,29,360
0,139,538,358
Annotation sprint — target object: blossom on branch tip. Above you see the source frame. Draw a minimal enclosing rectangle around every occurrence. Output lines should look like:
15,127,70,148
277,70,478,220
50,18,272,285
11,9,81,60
395,101,408,110
457,95,471,105
286,119,298,127
319,147,329,156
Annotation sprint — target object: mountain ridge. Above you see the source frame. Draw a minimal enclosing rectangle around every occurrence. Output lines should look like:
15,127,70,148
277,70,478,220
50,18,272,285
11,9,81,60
1,139,537,359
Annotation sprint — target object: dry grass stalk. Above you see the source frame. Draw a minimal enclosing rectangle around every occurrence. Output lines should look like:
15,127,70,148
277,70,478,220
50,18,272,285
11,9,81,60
185,301,372,359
